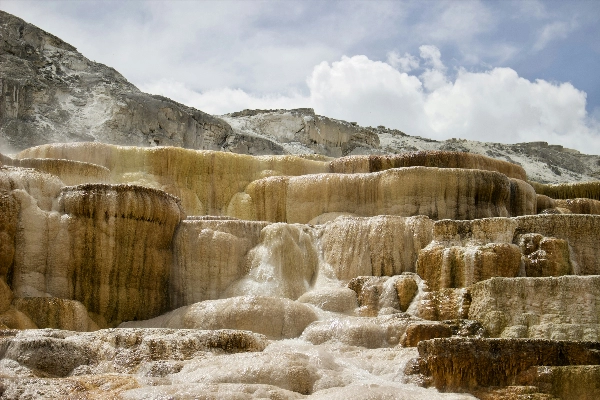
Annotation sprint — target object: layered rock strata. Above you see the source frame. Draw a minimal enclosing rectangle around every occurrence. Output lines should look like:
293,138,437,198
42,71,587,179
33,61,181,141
330,150,527,181
17,142,329,215
222,108,380,157
415,215,600,294
1,172,183,327
468,276,600,340
515,214,600,275
244,167,535,223
532,180,600,200
54,184,183,325
412,338,600,392
320,216,433,280
171,218,270,307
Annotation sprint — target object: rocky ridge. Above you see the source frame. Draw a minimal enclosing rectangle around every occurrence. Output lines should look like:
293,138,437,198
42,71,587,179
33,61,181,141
0,10,232,152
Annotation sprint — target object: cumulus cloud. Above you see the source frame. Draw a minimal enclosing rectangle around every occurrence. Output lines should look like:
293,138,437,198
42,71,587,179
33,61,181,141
419,45,445,71
147,47,600,154
307,56,427,135
387,51,419,73
423,68,590,146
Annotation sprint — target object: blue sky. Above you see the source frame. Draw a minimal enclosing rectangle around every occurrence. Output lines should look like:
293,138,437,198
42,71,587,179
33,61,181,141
3,0,600,153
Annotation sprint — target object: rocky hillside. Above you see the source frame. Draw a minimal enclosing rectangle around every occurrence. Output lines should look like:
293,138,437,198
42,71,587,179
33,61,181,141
1,10,599,184
220,108,600,184
0,10,232,151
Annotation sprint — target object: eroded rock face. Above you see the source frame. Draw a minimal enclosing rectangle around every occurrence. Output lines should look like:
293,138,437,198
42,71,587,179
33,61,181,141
516,214,600,275
514,365,600,400
348,275,421,316
14,158,110,186
321,216,433,280
221,108,380,157
1,176,183,327
416,218,522,291
57,184,182,325
330,150,527,181
516,233,572,277
416,288,472,321
554,198,600,214
171,219,269,307
417,243,522,291
532,180,600,201
468,276,600,340
0,182,18,282
18,142,329,215
413,338,600,391
13,298,98,331
245,167,535,223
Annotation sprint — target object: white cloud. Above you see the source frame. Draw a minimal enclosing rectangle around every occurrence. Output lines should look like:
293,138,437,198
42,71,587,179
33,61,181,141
158,51,599,154
419,45,445,71
387,51,419,73
307,56,427,134
533,20,578,51
423,68,591,147
139,80,308,115
418,45,448,92
416,1,494,43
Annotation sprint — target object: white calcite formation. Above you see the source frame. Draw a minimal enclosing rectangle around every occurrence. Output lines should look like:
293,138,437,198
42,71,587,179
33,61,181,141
1,142,600,399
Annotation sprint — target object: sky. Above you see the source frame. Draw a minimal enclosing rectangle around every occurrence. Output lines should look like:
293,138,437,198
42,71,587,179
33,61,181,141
3,0,600,154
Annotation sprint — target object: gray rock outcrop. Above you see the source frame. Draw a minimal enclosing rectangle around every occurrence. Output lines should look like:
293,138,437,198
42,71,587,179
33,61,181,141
0,10,232,152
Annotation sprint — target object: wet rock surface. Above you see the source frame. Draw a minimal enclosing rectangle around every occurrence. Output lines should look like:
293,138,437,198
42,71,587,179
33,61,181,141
411,338,600,393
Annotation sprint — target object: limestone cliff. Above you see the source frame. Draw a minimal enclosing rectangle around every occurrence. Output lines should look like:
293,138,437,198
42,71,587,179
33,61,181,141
171,218,269,307
17,142,329,215
1,169,183,327
221,108,380,157
329,150,527,181
320,216,433,280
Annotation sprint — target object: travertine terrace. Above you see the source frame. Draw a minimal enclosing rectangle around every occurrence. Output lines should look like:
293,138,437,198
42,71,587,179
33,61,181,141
1,9,600,399
1,142,600,398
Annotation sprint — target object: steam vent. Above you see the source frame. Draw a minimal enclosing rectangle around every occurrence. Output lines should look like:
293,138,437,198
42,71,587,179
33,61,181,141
2,9,600,399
